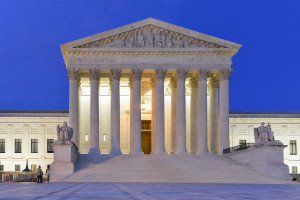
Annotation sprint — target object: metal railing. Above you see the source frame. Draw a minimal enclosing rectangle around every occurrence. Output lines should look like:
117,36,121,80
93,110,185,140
0,171,44,182
223,143,255,154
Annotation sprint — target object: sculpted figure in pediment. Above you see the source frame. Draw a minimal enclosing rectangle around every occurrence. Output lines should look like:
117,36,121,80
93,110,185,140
155,31,164,48
145,28,155,47
126,33,135,48
136,30,145,48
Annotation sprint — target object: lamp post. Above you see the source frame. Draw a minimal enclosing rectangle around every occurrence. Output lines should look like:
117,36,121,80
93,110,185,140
23,155,31,172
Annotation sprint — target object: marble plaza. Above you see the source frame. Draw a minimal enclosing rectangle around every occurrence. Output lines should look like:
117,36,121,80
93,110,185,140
0,182,300,200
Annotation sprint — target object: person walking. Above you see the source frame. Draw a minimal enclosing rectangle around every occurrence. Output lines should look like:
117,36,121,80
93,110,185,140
46,165,50,183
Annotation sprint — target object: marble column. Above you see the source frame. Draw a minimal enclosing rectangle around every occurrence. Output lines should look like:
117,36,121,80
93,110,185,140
67,69,79,147
154,69,167,154
197,69,209,154
176,69,188,154
129,78,133,153
150,78,156,154
218,69,232,154
209,78,219,154
169,77,177,154
88,69,100,154
189,77,198,153
110,69,122,154
131,69,143,154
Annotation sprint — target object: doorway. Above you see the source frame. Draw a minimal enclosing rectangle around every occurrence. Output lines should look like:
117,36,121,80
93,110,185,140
141,120,151,154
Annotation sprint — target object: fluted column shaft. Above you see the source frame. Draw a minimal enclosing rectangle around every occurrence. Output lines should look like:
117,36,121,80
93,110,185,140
218,69,232,154
110,69,121,154
131,69,143,154
209,79,219,154
89,69,100,154
68,69,79,147
154,69,167,154
176,69,188,154
150,78,156,154
197,69,209,154
190,78,198,153
170,77,177,154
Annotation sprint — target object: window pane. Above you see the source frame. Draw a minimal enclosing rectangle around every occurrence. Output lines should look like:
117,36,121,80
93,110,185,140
47,139,54,153
31,165,37,171
15,139,22,153
0,165,4,171
292,166,298,173
290,140,297,155
31,139,38,153
0,139,5,153
15,165,20,171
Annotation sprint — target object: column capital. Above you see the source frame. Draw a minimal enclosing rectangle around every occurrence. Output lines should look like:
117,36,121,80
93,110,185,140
209,78,219,88
169,77,177,89
110,69,121,81
89,69,100,81
67,69,79,80
154,69,167,81
177,69,188,80
217,69,233,81
190,77,198,88
131,69,143,81
196,69,209,80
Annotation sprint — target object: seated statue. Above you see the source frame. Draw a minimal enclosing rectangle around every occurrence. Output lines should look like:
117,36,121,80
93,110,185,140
254,122,275,144
56,122,73,143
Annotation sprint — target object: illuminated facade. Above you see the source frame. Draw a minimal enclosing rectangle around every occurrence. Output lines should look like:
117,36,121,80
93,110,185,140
0,19,299,174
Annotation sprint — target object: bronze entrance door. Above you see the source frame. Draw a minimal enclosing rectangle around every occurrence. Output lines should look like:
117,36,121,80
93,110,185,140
141,120,151,154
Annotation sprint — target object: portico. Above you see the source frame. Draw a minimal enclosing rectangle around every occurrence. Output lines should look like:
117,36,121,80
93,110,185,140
61,18,241,155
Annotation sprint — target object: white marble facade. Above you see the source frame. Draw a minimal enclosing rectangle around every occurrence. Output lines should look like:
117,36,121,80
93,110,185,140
1,19,299,174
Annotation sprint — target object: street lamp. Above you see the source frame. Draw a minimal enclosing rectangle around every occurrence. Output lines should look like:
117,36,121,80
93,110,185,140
23,155,31,172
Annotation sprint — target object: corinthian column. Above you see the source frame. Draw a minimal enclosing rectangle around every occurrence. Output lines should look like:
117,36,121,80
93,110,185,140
131,69,143,154
218,69,232,154
154,69,167,154
197,69,209,154
189,77,198,153
169,77,177,154
209,79,219,154
110,69,122,154
176,69,188,154
150,78,156,154
67,69,79,147
88,69,100,154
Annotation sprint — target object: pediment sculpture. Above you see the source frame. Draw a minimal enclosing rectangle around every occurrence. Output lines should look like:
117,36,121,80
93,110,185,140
56,122,73,144
75,25,224,49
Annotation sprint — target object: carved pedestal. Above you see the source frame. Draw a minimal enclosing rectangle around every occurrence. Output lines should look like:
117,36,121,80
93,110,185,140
50,142,79,182
225,144,291,180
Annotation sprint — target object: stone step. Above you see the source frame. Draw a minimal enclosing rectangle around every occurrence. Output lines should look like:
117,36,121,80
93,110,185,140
58,153,292,184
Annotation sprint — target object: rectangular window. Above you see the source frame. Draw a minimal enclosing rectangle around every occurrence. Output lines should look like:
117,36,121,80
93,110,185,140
290,140,297,155
0,165,3,171
47,139,54,153
239,140,246,145
0,139,5,153
292,166,298,174
15,139,22,153
31,164,37,172
31,139,38,153
15,165,20,172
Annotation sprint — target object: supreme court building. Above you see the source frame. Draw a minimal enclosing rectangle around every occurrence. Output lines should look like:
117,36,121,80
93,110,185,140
62,18,241,155
1,18,300,174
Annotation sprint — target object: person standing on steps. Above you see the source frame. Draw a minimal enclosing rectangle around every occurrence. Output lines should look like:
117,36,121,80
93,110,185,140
46,165,50,183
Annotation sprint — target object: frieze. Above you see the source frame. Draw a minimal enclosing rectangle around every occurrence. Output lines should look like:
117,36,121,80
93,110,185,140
67,55,232,65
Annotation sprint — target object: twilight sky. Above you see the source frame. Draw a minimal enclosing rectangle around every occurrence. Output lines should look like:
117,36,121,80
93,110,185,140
0,0,299,111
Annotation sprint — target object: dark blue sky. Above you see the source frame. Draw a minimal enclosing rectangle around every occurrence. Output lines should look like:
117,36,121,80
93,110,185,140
0,0,299,111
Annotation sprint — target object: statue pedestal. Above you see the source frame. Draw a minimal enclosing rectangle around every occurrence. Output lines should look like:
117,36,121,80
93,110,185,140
50,141,79,182
225,143,291,180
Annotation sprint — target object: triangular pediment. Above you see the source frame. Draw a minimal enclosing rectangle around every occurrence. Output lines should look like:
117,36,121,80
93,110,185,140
61,18,241,51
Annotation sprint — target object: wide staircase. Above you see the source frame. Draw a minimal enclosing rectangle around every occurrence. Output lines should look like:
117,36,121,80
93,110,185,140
57,153,292,184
